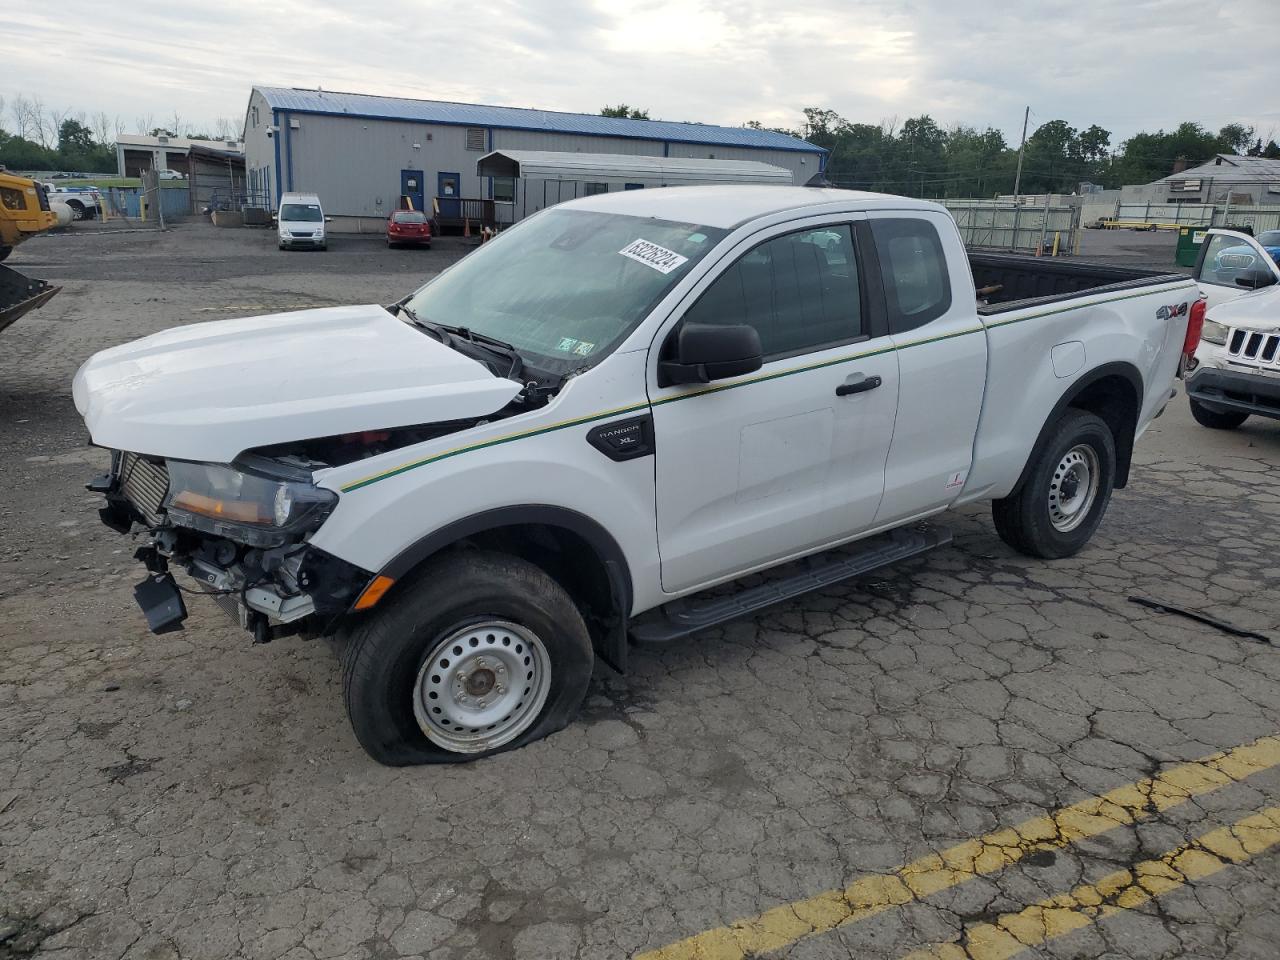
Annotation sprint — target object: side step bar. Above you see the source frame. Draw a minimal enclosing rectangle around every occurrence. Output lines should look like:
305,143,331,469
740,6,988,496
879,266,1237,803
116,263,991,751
630,524,952,645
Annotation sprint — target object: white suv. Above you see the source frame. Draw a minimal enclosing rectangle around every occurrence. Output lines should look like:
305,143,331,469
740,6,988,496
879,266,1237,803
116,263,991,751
1186,228,1280,428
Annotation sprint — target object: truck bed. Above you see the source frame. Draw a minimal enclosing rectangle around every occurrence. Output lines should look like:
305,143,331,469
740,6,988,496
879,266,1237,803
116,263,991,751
970,252,1185,315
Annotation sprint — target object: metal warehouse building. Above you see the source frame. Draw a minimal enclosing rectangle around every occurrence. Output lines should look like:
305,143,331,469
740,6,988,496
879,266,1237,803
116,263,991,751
242,86,826,230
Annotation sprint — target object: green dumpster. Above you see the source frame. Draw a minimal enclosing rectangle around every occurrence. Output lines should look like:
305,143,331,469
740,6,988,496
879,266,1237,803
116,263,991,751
1175,226,1208,268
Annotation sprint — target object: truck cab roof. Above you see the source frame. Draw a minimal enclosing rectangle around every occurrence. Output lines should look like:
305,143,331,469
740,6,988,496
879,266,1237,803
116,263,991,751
564,184,946,229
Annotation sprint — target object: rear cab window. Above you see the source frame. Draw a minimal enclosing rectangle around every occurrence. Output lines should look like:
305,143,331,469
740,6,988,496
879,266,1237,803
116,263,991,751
870,217,952,333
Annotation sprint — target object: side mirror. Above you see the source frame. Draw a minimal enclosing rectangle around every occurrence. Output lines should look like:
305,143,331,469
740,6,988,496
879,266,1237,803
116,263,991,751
1236,268,1277,290
659,323,763,387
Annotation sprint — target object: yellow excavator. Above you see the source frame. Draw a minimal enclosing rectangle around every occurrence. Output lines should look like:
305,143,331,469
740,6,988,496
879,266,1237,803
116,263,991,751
1,167,64,333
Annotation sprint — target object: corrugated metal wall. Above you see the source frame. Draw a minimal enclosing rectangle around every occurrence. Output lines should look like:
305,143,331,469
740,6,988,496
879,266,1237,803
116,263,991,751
665,142,816,183
245,101,821,227
243,90,276,209
492,129,664,157
944,200,1079,253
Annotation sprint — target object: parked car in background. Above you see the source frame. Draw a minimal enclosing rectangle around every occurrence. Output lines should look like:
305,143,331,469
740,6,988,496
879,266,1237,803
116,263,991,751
1209,229,1280,285
75,186,1200,765
156,169,187,181
277,193,328,250
1187,228,1280,429
41,183,102,221
386,209,432,248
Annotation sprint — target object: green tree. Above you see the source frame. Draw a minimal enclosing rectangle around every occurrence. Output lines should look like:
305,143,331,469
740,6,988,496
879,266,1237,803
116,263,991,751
1218,123,1254,154
599,105,649,120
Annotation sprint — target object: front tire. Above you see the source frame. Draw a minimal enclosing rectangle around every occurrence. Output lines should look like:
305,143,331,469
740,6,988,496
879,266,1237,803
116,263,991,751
340,551,594,765
1189,398,1248,430
992,409,1116,559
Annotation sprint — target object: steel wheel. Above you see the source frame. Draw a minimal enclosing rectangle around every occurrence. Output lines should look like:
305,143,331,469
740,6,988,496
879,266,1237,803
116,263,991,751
412,620,552,754
1047,444,1099,533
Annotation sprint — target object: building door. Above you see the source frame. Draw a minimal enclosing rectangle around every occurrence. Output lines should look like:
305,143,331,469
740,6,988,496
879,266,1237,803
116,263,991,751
400,170,424,212
437,172,461,220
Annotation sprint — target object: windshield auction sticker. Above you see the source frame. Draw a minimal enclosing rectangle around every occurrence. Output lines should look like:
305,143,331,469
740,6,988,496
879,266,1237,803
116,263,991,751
619,238,689,275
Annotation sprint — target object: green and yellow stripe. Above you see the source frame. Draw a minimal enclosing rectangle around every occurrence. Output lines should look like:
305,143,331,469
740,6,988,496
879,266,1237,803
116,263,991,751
340,282,1194,493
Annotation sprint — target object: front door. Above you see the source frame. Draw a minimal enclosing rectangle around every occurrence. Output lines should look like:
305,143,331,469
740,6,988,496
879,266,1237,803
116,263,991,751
1194,229,1280,310
437,172,461,220
651,217,899,594
400,170,424,212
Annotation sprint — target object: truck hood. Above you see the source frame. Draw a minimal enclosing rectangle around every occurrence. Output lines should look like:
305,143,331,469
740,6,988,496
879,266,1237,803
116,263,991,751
1207,285,1280,333
73,304,521,462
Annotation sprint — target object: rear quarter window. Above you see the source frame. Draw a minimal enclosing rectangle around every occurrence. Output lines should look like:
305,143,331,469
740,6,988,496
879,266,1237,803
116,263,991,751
871,218,952,333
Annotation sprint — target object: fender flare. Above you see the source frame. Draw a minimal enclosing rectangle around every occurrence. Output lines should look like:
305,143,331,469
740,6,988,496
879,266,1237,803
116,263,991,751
1008,361,1144,496
379,505,634,672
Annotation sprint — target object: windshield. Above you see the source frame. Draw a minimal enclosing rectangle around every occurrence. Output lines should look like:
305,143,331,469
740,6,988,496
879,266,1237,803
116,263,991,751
392,211,427,223
403,208,726,375
281,203,322,222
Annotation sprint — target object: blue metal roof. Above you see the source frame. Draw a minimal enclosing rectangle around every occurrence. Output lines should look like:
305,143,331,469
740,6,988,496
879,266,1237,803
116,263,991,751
254,86,825,155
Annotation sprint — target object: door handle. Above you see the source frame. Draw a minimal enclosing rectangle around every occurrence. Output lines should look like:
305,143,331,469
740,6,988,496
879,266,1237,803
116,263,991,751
835,374,882,397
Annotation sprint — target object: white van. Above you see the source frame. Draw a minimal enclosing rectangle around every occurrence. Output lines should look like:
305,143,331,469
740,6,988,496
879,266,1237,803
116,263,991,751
277,193,328,250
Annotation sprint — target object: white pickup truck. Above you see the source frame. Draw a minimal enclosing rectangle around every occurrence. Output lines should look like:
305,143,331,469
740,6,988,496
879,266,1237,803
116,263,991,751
74,186,1202,765
1184,228,1280,428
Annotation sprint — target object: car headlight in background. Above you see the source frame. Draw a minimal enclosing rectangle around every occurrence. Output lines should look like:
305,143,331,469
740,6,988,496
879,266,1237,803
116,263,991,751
1201,319,1229,346
164,460,337,546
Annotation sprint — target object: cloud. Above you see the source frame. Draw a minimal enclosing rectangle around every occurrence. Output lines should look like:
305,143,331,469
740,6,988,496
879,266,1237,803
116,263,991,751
4,0,1278,148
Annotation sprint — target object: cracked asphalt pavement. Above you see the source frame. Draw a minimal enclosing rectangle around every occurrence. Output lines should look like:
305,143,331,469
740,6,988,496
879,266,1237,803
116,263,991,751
3,224,1280,960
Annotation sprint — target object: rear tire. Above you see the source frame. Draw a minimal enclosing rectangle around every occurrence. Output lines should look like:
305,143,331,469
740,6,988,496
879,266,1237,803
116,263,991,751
1189,398,1248,430
992,409,1116,559
340,551,594,766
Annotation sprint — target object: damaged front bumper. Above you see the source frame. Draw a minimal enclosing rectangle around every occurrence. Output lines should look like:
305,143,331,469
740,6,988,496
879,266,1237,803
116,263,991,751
90,456,371,640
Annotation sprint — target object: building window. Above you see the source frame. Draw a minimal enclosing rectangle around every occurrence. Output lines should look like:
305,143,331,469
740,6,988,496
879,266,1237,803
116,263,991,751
251,106,259,128
466,127,486,151
624,183,644,190
582,182,609,196
493,177,516,203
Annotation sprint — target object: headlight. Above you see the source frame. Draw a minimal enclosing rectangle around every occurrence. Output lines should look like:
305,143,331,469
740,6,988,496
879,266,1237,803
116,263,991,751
1201,319,1229,346
164,460,337,546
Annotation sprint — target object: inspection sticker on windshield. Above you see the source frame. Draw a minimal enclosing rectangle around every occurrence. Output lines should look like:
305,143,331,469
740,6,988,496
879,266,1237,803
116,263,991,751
619,238,688,274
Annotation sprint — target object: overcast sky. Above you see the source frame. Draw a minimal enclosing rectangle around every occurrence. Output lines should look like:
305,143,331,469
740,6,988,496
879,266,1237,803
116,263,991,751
5,0,1278,148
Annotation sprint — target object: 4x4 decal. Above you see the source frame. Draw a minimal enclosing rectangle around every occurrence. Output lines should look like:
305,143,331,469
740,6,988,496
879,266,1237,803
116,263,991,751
1156,301,1189,321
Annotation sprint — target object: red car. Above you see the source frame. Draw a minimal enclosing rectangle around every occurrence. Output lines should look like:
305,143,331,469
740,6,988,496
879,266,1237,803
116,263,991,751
386,210,432,248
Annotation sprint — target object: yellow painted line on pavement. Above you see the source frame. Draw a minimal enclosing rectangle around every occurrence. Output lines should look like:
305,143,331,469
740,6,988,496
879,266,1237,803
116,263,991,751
901,805,1280,960
636,735,1280,960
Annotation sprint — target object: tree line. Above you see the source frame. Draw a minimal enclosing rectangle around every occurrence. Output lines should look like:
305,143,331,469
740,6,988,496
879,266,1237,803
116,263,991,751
754,108,1279,197
0,93,239,174
604,103,1279,197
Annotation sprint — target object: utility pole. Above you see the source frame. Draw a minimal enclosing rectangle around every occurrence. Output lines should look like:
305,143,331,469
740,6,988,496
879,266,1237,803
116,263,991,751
1012,105,1030,199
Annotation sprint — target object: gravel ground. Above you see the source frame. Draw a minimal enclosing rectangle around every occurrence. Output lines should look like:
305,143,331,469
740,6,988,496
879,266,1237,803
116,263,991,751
3,222,1280,960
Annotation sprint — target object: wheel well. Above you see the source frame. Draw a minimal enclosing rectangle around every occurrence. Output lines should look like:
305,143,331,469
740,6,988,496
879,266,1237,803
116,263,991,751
66,198,84,208
1065,373,1139,488
381,513,631,673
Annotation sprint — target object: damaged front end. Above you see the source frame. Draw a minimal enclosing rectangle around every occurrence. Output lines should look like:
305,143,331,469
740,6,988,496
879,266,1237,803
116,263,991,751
91,449,371,641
